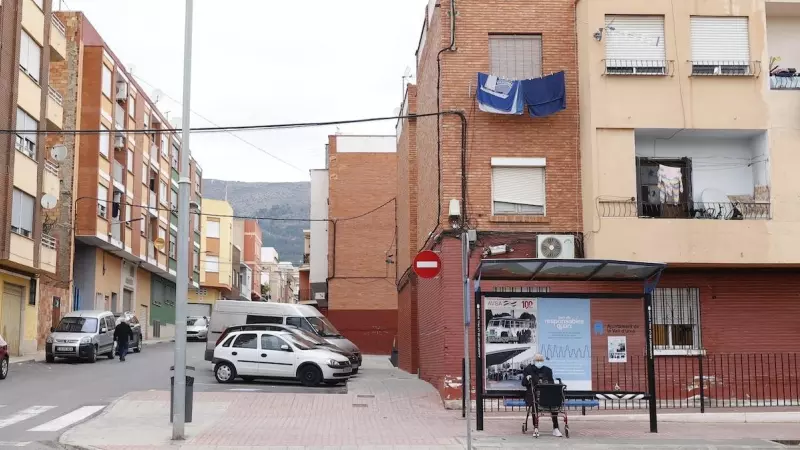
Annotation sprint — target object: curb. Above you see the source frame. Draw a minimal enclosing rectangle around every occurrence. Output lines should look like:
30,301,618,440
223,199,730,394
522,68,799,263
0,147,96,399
58,393,135,449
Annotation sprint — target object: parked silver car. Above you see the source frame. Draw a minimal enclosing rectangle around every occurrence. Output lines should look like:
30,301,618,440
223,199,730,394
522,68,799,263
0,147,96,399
186,316,208,341
113,311,144,353
46,310,116,363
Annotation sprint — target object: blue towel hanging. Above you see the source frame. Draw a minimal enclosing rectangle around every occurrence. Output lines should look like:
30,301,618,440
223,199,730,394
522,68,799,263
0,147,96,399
520,71,566,118
476,72,523,115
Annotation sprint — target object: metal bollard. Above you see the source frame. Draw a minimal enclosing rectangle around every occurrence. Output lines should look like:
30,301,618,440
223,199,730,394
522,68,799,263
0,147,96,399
170,366,195,423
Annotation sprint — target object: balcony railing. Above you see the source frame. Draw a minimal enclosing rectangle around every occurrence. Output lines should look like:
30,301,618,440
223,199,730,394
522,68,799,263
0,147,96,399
48,86,63,106
770,75,800,90
689,60,761,77
44,159,59,177
41,233,57,250
599,201,770,220
52,16,66,37
603,59,674,77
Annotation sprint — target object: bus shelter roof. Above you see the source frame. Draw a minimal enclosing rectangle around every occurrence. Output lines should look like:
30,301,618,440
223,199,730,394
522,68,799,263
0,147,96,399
474,258,666,283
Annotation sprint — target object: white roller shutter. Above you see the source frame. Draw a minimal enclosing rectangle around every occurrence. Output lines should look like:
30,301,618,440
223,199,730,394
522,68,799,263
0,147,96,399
605,16,666,66
492,167,545,207
690,16,750,62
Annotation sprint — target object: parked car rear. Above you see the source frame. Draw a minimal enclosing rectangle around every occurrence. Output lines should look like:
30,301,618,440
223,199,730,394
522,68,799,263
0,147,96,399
0,333,8,380
113,312,144,353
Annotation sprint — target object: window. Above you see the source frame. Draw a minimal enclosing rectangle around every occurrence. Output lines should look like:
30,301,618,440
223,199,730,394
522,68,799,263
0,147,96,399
169,233,176,259
159,180,168,205
489,35,542,80
636,157,692,218
193,250,199,271
158,226,167,243
205,255,219,273
690,16,751,75
604,15,667,75
97,184,108,218
127,149,134,172
491,159,546,215
141,211,146,235
261,335,289,351
195,175,201,193
170,188,178,212
143,111,150,130
245,315,282,325
193,213,199,231
286,316,315,333
14,108,38,159
125,204,132,228
652,288,701,352
222,334,236,347
142,162,148,185
128,95,135,118
171,144,179,168
160,135,168,159
99,125,110,158
207,220,220,238
101,64,112,98
19,31,42,83
11,189,34,238
232,333,258,349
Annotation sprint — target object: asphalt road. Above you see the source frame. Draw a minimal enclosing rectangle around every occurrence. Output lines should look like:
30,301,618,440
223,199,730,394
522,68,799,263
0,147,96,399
0,341,345,448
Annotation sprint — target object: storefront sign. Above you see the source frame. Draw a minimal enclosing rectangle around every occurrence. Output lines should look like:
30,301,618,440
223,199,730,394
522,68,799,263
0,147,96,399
606,324,640,335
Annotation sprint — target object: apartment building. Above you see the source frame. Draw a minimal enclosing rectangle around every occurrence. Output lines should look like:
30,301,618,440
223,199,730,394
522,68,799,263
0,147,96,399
232,219,253,301
327,134,398,354
298,229,310,303
53,12,203,340
0,0,66,356
396,0,581,398
309,168,329,309
576,0,800,363
243,220,262,300
260,246,280,301
189,199,233,315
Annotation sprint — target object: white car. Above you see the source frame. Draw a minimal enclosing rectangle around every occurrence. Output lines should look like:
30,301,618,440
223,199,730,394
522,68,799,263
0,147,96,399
212,328,352,387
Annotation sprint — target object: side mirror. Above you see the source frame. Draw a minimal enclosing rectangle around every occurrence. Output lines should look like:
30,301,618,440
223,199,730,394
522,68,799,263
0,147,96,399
280,344,291,352
100,327,107,334
50,326,55,333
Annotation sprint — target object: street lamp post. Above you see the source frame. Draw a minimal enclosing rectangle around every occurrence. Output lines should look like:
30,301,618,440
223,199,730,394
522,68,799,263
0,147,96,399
172,0,194,440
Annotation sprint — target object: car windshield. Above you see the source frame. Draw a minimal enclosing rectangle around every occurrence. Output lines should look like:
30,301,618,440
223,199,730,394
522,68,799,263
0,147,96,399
306,317,342,338
55,317,98,333
187,318,206,326
289,328,327,345
284,334,315,351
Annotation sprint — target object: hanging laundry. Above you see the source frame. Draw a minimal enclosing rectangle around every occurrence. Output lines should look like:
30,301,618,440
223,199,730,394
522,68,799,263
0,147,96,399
520,71,566,118
476,72,523,115
657,164,683,204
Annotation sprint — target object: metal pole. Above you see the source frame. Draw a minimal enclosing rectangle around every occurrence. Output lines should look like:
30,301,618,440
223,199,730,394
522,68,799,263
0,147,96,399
644,292,658,433
461,231,472,450
172,0,194,440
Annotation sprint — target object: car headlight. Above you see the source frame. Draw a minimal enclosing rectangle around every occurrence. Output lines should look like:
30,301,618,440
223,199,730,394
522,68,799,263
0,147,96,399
327,359,347,368
80,336,92,344
46,335,54,343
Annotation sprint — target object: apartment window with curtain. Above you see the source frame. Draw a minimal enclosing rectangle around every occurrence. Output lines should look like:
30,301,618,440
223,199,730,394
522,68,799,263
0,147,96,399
652,287,702,353
488,34,543,79
99,125,110,158
11,189,34,238
127,149,134,172
142,162,148,185
159,180,168,205
160,135,168,159
604,15,667,75
169,233,176,259
97,184,109,218
128,95,135,118
15,108,38,159
207,219,220,238
101,64,112,98
491,158,546,215
19,31,42,83
690,16,751,75
205,255,219,273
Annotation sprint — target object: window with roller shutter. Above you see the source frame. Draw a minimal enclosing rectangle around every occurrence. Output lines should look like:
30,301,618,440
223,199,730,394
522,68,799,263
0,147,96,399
690,16,752,76
489,35,543,80
604,15,667,75
491,159,546,215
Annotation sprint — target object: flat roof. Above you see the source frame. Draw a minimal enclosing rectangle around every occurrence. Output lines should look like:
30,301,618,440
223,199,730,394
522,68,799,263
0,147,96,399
474,259,666,282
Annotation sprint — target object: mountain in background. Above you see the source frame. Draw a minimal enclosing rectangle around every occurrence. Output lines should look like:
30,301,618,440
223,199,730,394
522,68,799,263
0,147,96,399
202,179,310,265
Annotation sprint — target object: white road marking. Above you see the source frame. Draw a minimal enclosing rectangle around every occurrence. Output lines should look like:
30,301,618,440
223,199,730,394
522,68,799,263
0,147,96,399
0,406,56,429
0,442,30,447
28,405,105,432
416,261,438,268
228,388,262,392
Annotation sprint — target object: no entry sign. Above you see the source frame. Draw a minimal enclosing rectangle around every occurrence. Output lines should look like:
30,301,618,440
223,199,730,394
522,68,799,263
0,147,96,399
413,250,442,279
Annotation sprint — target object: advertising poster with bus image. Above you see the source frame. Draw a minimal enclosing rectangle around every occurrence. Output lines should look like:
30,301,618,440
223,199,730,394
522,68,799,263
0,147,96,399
484,297,538,391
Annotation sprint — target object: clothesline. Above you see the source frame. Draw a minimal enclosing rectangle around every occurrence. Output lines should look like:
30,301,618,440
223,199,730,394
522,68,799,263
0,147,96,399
476,71,567,118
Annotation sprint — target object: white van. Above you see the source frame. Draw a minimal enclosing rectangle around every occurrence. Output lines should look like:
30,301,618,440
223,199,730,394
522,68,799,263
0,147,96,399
204,302,362,371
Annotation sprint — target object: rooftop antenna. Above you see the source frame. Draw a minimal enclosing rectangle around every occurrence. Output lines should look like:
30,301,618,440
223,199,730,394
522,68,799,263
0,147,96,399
152,88,163,104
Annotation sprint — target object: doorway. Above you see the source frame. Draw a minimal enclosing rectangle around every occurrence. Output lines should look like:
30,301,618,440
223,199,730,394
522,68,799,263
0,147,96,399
1,283,25,356
51,296,62,331
111,292,118,313
123,289,133,312
139,304,149,340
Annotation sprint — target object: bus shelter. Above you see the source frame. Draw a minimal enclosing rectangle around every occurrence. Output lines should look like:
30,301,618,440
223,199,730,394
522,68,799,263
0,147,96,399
473,258,667,433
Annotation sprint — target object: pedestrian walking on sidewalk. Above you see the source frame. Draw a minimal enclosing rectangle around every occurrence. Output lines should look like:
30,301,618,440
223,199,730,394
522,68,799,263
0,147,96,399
114,318,134,362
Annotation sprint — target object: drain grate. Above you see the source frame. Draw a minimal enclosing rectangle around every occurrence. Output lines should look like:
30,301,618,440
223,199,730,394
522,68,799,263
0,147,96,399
352,403,368,408
772,441,800,446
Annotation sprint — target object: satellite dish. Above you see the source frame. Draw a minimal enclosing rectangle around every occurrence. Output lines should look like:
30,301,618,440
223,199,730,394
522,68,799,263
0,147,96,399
154,237,166,250
50,144,67,162
41,194,57,210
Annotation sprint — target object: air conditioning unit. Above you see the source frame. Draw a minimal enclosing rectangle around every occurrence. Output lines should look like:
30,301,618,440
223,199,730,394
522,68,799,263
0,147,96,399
115,81,128,101
536,234,575,260
114,134,125,149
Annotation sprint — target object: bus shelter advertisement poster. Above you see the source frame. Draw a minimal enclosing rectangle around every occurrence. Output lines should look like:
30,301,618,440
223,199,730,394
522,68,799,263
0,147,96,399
484,297,591,392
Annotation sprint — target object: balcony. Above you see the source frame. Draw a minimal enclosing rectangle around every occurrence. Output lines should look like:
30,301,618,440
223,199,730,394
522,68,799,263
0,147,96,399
583,129,794,265
40,234,57,274
43,160,59,199
109,222,123,248
50,15,66,61
767,3,800,91
112,160,125,192
46,86,64,130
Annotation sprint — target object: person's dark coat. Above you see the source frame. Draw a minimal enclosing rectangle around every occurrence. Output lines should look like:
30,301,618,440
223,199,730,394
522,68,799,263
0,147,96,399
522,363,555,388
114,321,134,344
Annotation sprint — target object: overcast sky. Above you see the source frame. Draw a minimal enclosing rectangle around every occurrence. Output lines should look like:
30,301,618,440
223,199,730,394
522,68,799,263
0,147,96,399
58,0,427,182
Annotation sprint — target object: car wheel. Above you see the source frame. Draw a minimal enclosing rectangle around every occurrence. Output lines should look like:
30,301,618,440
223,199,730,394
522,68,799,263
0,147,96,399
87,346,97,363
107,348,114,359
133,336,142,353
214,362,236,383
46,354,55,363
352,368,359,374
299,365,323,387
0,357,8,380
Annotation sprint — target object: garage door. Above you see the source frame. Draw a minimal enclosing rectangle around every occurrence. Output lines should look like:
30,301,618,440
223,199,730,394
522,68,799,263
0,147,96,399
187,303,211,317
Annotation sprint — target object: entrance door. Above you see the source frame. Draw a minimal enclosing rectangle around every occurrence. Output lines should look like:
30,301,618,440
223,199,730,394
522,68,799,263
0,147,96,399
2,283,25,356
139,304,149,340
51,296,62,331
123,289,133,312
111,292,118,313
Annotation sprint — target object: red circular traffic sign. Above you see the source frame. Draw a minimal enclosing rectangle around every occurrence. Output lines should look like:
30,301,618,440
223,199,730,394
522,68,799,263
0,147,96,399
413,250,442,279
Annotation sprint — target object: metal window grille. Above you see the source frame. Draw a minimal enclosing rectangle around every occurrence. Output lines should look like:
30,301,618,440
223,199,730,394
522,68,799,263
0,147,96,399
652,287,702,350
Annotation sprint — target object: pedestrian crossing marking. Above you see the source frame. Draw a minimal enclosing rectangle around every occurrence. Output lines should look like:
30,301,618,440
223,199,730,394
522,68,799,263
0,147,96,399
0,442,30,447
0,406,56,429
28,405,105,432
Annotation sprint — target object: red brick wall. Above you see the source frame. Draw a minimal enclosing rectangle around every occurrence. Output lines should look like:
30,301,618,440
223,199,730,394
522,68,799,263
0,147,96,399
396,84,418,280
397,276,419,373
326,309,398,355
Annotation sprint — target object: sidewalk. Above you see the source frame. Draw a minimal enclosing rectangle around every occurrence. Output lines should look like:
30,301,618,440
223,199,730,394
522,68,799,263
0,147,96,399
59,356,800,449
8,337,174,364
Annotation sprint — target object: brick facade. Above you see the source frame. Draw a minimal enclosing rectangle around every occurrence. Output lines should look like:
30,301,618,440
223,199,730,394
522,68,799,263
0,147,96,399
326,135,398,354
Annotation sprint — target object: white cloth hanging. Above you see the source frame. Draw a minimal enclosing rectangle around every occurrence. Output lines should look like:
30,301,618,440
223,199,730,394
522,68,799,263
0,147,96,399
658,164,683,204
